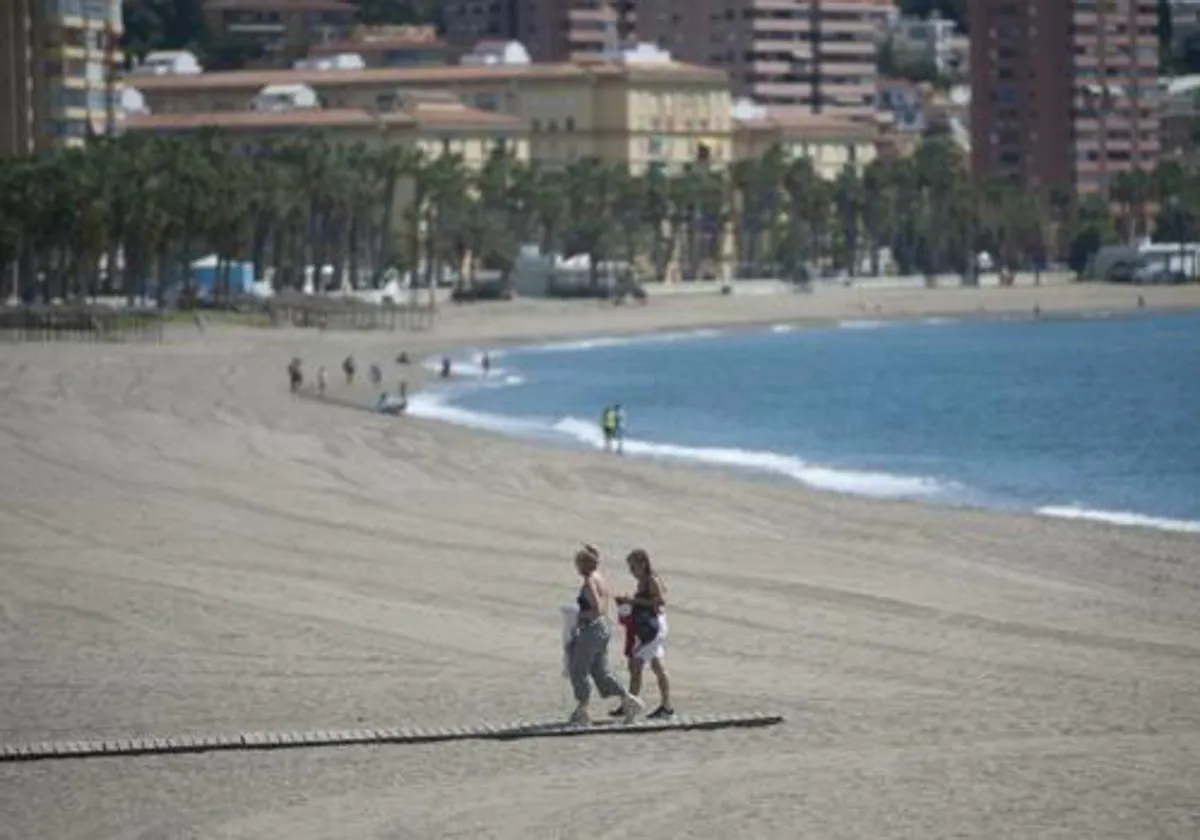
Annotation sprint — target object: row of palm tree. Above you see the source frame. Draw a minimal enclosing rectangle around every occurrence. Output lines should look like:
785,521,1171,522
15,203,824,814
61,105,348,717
1,130,1197,306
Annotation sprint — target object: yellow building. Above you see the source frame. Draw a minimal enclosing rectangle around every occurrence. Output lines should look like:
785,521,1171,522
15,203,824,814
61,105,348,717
125,50,731,171
1,0,124,154
124,95,527,171
733,107,879,179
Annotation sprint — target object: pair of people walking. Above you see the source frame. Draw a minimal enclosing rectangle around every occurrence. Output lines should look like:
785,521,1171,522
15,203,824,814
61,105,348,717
566,544,672,726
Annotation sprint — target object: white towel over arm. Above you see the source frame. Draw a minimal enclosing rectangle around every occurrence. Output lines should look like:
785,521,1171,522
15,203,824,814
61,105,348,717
560,604,579,677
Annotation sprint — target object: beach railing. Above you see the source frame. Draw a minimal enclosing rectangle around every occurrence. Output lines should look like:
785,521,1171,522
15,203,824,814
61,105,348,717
0,305,164,343
264,292,435,331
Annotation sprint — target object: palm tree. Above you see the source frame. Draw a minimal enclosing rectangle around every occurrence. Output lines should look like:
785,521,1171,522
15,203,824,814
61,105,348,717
778,156,822,284
833,165,864,276
730,145,785,280
562,157,618,290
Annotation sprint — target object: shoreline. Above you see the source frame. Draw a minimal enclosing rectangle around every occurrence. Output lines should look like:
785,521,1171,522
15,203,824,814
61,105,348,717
399,300,1200,537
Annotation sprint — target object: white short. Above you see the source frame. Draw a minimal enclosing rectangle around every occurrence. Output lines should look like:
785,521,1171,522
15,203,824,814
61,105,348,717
631,614,668,664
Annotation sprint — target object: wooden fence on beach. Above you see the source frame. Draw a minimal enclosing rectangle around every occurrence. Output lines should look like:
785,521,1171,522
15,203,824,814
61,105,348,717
265,292,435,331
0,306,164,343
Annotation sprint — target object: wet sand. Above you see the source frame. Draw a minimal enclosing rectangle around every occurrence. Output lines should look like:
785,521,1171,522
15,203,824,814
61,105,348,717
2,282,1200,838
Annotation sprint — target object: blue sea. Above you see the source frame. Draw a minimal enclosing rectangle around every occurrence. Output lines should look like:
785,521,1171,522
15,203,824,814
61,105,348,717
410,312,1200,534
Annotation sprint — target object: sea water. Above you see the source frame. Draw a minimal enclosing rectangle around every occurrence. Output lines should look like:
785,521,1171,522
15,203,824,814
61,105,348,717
410,312,1200,533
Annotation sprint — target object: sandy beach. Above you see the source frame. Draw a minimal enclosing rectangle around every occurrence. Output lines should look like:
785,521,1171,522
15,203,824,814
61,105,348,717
2,282,1200,839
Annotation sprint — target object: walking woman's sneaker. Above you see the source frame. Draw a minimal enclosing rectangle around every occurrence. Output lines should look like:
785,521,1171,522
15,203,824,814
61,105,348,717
568,707,590,727
608,705,625,718
648,705,675,720
621,694,646,723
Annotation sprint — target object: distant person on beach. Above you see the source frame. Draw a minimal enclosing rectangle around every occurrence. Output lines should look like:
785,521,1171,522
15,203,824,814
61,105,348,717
566,545,644,726
481,352,491,377
317,366,328,397
601,405,618,452
612,549,673,719
441,357,452,379
369,363,382,386
343,355,356,385
611,404,626,454
396,351,410,365
287,357,303,393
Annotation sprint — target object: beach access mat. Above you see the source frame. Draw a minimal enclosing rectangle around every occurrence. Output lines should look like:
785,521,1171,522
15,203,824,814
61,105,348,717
0,712,783,763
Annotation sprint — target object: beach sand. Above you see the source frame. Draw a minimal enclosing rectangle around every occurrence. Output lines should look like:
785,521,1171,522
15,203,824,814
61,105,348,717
2,282,1200,839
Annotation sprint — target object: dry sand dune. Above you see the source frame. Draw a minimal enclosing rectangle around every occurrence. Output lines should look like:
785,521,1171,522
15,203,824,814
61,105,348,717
2,284,1200,838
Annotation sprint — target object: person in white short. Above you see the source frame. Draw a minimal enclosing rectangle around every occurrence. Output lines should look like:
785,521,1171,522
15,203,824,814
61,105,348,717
612,548,673,719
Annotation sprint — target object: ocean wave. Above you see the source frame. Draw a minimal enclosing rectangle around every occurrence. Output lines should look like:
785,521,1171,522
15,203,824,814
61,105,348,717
406,389,543,435
523,328,724,354
837,320,888,330
770,324,795,333
1037,506,1200,535
548,417,953,500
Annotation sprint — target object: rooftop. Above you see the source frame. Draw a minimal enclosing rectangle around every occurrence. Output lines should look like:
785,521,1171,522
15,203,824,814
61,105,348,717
124,101,523,133
736,110,878,142
125,60,728,92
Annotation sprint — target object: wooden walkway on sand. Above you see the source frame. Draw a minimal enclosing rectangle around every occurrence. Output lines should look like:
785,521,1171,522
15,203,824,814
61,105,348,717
0,712,783,763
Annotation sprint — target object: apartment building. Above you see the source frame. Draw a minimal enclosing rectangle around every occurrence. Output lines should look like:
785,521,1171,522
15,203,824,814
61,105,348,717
888,12,968,76
634,0,891,120
1160,74,1200,159
202,0,357,63
515,0,622,62
442,0,621,62
1,0,123,155
970,0,1160,196
732,100,878,178
126,47,732,172
441,0,517,52
1170,0,1200,54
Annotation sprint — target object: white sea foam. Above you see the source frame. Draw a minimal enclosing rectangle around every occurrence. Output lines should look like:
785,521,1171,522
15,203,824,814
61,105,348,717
406,389,541,435
1037,506,1200,535
837,320,888,330
549,417,952,500
770,324,795,333
523,328,723,354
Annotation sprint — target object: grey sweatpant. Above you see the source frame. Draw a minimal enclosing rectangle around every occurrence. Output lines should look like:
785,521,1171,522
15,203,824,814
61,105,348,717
568,617,626,705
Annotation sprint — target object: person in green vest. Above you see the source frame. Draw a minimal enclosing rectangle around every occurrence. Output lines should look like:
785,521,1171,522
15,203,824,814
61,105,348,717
601,405,618,452
600,404,626,454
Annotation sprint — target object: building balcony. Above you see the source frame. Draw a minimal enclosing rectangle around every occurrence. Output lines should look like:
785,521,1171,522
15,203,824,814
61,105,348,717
751,18,814,35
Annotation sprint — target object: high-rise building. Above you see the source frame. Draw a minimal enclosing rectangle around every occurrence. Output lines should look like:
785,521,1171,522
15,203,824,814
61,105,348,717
1,0,124,156
634,0,891,119
970,0,1160,196
1,0,41,156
